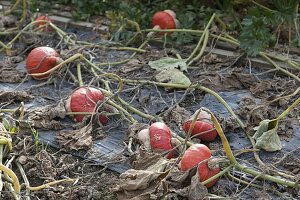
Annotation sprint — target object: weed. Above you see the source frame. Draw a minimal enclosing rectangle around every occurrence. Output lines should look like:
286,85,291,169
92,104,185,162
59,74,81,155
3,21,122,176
28,0,300,53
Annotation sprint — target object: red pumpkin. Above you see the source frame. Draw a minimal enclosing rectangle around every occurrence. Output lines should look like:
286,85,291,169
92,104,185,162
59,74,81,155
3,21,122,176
179,144,211,171
35,15,52,32
179,144,220,188
199,165,220,188
65,87,108,124
149,122,173,158
26,47,61,80
183,109,217,142
152,10,179,35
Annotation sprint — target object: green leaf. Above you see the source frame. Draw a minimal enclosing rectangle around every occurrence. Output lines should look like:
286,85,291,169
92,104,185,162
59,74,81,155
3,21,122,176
155,69,191,87
252,119,282,152
149,58,188,72
239,6,280,56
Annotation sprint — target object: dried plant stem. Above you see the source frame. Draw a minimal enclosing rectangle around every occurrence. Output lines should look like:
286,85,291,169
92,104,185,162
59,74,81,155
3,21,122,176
186,13,215,63
247,136,265,167
210,111,300,189
144,28,299,82
30,53,104,78
76,63,84,86
77,41,146,53
0,20,48,51
237,164,299,188
18,0,27,25
188,30,209,66
210,112,237,164
227,171,290,198
51,22,145,53
116,96,156,121
0,109,15,113
4,0,21,15
226,171,262,188
0,125,19,196
106,99,137,123
207,194,228,199
4,182,19,200
0,20,145,53
259,53,300,82
0,145,3,195
251,0,276,13
89,72,154,123
15,162,30,200
266,54,300,70
144,28,240,46
0,137,12,151
277,96,300,120
123,79,245,129
0,163,20,193
27,179,75,191
92,72,160,122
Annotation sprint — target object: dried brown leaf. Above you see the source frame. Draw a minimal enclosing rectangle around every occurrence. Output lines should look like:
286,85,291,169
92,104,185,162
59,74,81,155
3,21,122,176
168,167,197,185
56,124,93,151
117,190,151,200
29,101,67,130
163,105,192,125
127,122,149,139
118,169,167,190
0,57,26,82
114,168,169,200
0,90,33,102
188,173,208,200
26,150,58,179
119,59,144,73
232,71,258,88
0,15,16,29
132,148,164,170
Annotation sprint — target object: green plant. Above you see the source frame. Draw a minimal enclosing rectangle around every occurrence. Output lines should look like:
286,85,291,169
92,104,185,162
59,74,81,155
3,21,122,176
272,0,300,45
239,7,277,56
171,5,216,45
29,125,41,152
239,1,300,56
28,0,53,12
27,0,300,51
272,0,299,22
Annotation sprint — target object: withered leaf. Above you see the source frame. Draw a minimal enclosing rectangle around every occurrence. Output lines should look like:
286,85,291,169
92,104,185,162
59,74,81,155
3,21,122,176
119,59,144,73
155,69,191,87
163,105,192,125
0,90,33,102
253,119,282,152
117,191,151,200
33,119,65,130
114,157,170,200
149,57,188,72
0,15,17,29
132,148,164,170
56,124,93,151
168,167,197,185
29,100,67,130
114,169,169,200
127,122,149,139
118,169,167,191
188,173,208,200
0,59,26,83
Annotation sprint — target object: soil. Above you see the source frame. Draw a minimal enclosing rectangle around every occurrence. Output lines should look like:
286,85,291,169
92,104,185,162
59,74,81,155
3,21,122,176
0,14,299,200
